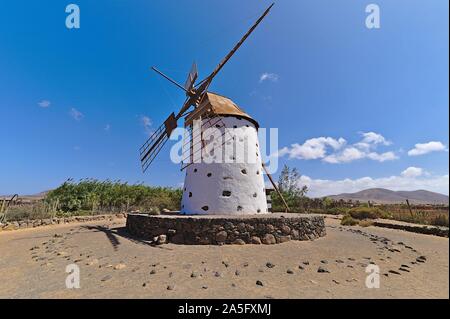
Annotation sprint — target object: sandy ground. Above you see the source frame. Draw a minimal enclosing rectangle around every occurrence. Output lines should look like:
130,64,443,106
0,217,448,299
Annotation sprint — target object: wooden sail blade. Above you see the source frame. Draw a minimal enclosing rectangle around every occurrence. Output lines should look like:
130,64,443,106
139,113,177,172
196,3,274,94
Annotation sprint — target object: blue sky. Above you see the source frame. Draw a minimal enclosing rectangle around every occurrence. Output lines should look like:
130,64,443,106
0,0,448,196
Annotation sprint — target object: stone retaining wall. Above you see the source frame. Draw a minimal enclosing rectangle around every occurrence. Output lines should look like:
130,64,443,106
126,213,326,245
0,214,126,231
373,221,449,238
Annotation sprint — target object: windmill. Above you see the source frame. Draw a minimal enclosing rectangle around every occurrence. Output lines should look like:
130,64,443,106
139,3,289,214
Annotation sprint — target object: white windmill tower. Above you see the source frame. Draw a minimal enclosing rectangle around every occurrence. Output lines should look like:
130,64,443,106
139,3,289,215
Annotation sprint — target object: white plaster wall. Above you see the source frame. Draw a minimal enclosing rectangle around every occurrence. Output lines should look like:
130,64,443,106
181,116,268,215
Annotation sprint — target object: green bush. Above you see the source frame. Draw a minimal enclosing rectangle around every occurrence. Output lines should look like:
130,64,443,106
347,207,389,220
341,215,358,226
45,179,182,215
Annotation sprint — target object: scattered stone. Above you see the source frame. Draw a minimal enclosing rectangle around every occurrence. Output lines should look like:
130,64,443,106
167,285,175,291
310,280,318,285
214,271,222,277
303,261,310,265
101,275,112,282
320,260,328,264
266,262,275,269
191,271,199,278
335,259,345,264
114,263,126,270
150,269,157,275
389,270,401,275
298,265,304,270
399,267,410,273
256,280,264,286
86,259,99,266
222,261,229,268
332,280,340,285
235,270,241,276
202,285,208,290
286,269,294,274
243,262,249,267
317,266,330,273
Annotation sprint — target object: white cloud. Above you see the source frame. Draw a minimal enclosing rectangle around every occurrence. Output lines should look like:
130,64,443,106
69,108,83,121
104,124,111,131
401,167,424,178
279,137,346,160
141,116,153,135
408,141,447,156
259,72,279,83
279,132,398,164
298,170,449,198
38,100,51,108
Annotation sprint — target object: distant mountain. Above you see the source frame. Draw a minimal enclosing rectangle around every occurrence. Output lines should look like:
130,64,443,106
326,188,449,205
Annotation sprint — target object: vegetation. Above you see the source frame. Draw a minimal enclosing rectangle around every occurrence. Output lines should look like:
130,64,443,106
341,215,358,226
3,179,182,222
271,165,448,227
1,168,448,228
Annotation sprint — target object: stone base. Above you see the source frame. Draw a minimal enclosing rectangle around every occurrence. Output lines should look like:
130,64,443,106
126,213,326,245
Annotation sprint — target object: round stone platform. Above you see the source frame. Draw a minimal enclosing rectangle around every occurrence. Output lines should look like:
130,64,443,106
126,213,326,245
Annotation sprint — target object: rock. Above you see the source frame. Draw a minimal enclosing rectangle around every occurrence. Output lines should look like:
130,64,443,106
202,285,208,290
256,280,264,286
261,234,276,245
167,285,175,291
101,275,112,282
332,280,340,285
191,271,199,278
399,267,410,272
235,270,241,276
286,269,294,274
214,271,222,277
335,259,345,264
281,225,291,235
389,270,401,275
303,261,310,265
156,235,167,245
317,266,330,273
222,261,229,268
86,259,99,266
243,262,249,267
266,262,275,269
114,263,126,270
278,235,291,243
150,269,157,275
215,231,228,243
320,260,328,264
298,265,304,270
251,236,262,245
233,239,246,245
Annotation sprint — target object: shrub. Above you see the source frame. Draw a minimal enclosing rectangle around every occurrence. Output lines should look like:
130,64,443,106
347,207,389,220
341,215,358,226
359,220,374,227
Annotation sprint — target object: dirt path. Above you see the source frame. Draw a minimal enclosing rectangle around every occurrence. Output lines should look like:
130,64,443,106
0,217,448,298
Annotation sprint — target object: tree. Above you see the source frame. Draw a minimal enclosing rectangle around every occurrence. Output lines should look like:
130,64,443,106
272,165,308,212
